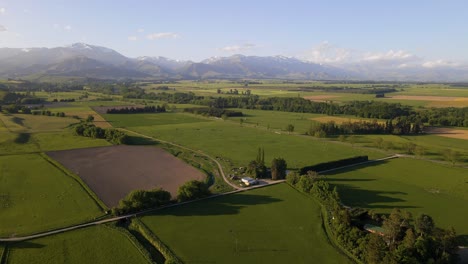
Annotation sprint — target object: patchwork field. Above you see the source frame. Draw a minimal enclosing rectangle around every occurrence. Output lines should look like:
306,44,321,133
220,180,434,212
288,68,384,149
0,114,78,133
0,154,103,236
324,158,468,244
385,95,468,107
140,183,351,264
47,145,206,207
6,225,149,264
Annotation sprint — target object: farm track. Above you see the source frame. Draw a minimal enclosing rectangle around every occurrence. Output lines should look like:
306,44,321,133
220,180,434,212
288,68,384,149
118,128,244,191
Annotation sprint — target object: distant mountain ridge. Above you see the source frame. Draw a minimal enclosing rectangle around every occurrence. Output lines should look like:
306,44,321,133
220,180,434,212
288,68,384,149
0,43,467,81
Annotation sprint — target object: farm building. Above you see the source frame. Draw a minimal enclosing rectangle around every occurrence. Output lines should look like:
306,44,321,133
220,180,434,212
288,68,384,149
241,177,258,186
364,224,385,236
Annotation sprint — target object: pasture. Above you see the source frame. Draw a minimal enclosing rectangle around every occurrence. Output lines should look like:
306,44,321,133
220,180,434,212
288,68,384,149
140,183,351,264
0,114,78,133
6,225,149,264
104,112,211,128
122,118,385,169
324,158,468,244
47,145,206,207
0,154,103,236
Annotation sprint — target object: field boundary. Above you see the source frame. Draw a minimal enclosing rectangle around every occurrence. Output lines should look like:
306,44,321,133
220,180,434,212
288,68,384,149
0,245,7,264
39,152,109,211
102,224,155,264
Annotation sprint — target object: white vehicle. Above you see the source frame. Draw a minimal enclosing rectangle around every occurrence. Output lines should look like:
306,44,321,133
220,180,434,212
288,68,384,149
241,177,258,186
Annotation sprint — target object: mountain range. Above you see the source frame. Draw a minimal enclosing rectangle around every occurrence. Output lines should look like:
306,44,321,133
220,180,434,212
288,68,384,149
0,43,467,82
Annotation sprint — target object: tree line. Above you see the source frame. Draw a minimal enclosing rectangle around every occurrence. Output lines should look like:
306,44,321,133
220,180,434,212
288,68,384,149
308,118,423,137
106,105,166,114
183,107,243,118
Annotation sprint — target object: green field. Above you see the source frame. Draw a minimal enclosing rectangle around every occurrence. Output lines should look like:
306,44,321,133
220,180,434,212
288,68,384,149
104,112,211,127
6,225,149,264
0,154,103,236
324,158,468,243
117,116,384,169
140,183,351,264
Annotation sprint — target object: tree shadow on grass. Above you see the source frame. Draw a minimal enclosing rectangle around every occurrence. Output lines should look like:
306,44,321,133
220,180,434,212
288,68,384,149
8,241,45,249
11,116,25,126
13,133,31,144
321,160,389,175
125,135,159,145
327,183,419,210
146,193,282,217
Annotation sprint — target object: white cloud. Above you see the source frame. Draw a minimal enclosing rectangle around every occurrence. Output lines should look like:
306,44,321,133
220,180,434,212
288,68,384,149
220,43,257,52
146,32,179,40
302,41,352,63
64,25,72,31
362,50,419,62
422,60,461,68
0,8,5,14
137,28,144,33
128,36,138,41
0,25,7,32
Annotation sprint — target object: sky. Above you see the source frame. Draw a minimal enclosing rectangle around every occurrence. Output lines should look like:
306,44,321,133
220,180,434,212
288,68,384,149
0,0,467,66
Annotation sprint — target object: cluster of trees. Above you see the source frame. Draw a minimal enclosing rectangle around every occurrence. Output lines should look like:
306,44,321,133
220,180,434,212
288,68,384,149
106,105,166,114
183,107,243,118
308,118,423,137
246,148,268,178
74,123,129,144
32,110,66,117
177,180,211,202
286,173,459,263
113,188,171,215
246,148,288,180
52,98,76,102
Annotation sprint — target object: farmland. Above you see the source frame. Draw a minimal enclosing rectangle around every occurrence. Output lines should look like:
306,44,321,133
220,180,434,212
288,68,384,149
139,183,352,264
116,117,385,169
47,145,207,207
0,154,103,236
324,158,468,244
6,225,149,264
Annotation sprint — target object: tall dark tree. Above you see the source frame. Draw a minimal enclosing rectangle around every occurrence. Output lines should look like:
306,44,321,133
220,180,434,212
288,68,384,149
271,158,287,180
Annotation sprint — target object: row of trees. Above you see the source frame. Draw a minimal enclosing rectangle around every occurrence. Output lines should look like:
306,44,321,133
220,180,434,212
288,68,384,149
308,118,423,137
106,105,166,114
285,173,459,263
183,107,243,118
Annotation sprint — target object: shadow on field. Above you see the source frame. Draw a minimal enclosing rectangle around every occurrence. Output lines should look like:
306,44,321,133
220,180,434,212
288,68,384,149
13,133,31,144
322,160,389,175
11,116,25,126
149,193,282,217
327,183,420,210
9,241,45,249
125,135,158,145
458,235,468,247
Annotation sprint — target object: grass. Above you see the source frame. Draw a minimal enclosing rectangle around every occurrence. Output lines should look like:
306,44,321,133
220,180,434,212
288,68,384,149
6,225,149,264
0,154,103,236
0,131,110,155
140,183,351,264
0,113,78,133
104,112,211,127
121,118,384,169
324,158,468,244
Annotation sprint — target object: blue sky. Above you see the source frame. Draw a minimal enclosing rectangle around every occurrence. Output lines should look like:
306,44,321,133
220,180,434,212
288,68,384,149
0,0,467,64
